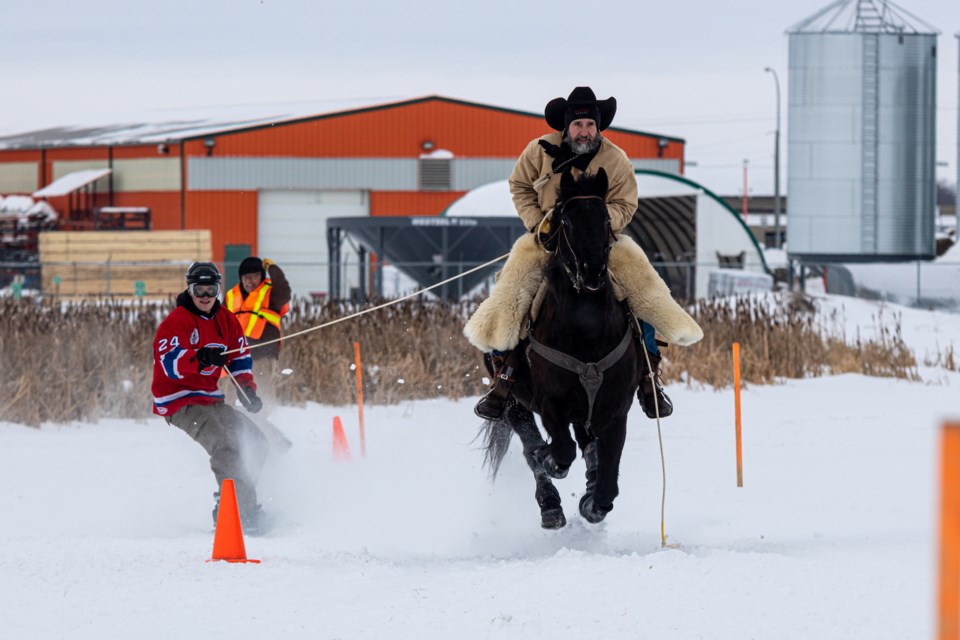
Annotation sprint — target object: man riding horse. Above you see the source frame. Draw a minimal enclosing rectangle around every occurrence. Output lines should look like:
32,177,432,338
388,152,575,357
465,86,703,420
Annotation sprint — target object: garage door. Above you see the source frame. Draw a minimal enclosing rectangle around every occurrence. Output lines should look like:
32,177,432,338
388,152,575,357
258,190,368,298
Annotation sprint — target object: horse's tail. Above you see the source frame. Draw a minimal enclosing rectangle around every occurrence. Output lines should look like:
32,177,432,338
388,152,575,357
478,412,514,480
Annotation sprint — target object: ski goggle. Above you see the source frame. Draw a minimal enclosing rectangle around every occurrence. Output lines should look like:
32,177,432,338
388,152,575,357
189,283,220,299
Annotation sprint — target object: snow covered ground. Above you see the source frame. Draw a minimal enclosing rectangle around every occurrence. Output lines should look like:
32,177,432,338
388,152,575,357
2,293,960,639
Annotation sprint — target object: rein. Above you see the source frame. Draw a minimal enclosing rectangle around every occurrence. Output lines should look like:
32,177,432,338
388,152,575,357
554,195,609,292
525,323,633,433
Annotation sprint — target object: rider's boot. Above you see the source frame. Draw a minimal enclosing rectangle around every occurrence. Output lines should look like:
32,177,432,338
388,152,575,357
637,350,674,419
474,349,519,420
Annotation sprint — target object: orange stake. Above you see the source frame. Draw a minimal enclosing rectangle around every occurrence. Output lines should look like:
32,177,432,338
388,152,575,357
354,341,367,458
732,342,743,488
939,422,960,640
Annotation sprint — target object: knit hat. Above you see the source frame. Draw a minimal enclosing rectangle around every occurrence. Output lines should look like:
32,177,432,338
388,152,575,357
238,256,265,279
544,86,617,132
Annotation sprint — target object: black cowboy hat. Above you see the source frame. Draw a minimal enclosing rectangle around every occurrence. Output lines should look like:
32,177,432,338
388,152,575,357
544,86,617,132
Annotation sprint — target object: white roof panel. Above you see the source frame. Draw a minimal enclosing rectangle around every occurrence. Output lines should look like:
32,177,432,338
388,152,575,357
33,168,112,198
0,96,414,149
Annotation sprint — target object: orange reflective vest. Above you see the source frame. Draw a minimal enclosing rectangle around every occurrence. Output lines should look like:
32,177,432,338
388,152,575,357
225,280,289,340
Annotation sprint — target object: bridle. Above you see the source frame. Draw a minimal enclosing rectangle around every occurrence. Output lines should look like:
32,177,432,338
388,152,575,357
552,195,611,293
526,194,630,432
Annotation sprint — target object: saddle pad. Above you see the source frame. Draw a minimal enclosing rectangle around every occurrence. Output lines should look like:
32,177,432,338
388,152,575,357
522,277,629,341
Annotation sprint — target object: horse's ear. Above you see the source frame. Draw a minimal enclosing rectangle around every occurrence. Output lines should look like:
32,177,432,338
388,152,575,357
593,168,609,198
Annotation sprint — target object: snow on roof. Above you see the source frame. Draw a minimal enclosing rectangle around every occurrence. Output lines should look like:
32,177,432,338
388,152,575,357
0,95,683,151
445,180,513,217
0,96,414,149
0,195,58,224
444,173,707,218
420,148,455,159
33,168,112,198
0,195,36,213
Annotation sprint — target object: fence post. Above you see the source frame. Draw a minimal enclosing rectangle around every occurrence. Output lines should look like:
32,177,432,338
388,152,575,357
917,261,922,305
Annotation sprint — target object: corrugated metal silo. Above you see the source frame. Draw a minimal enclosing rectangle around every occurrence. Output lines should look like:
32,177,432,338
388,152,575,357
787,0,939,261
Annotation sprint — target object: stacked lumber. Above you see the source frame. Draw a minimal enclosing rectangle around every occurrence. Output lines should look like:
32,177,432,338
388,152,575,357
39,230,212,299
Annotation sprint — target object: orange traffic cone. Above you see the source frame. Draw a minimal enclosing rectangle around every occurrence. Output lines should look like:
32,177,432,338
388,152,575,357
333,416,352,461
208,478,260,564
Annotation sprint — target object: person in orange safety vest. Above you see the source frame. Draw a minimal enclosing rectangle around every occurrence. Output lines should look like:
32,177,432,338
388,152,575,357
226,257,291,357
224,256,292,451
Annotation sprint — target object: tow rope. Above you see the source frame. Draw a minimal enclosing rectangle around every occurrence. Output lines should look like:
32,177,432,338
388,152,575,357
223,253,510,355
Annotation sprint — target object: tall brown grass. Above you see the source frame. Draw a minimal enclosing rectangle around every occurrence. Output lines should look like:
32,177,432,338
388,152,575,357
663,294,919,388
0,292,936,427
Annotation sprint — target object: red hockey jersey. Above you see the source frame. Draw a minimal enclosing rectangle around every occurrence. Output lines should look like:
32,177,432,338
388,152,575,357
152,299,256,417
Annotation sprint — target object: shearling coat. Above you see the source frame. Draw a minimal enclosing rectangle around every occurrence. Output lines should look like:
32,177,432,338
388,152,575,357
509,132,639,233
463,233,703,353
464,132,703,355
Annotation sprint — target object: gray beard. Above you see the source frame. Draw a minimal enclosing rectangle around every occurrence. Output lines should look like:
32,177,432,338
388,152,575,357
565,131,601,155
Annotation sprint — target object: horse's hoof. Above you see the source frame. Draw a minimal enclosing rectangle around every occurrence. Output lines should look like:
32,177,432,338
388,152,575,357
540,508,566,529
534,446,569,479
579,494,610,524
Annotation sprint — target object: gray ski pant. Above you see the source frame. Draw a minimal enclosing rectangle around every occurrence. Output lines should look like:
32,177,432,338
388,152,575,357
166,402,270,517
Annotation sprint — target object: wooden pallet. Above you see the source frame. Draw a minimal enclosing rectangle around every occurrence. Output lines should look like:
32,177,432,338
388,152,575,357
39,230,212,299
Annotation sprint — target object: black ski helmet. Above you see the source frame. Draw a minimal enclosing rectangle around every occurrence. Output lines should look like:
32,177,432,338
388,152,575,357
185,261,222,286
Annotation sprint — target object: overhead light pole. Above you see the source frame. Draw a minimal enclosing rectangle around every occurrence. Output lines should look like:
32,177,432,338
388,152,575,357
765,66,782,248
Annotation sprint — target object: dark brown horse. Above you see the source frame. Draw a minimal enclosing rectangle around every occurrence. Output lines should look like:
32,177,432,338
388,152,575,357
480,168,640,529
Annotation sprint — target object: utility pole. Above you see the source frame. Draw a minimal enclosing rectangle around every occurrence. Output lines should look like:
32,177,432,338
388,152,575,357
742,159,749,217
765,66,782,248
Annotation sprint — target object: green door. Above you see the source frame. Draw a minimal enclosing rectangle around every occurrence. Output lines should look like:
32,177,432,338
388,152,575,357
223,244,251,293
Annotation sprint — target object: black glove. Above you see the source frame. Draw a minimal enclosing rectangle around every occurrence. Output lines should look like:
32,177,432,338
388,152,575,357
196,345,228,367
238,387,263,413
538,139,561,158
539,139,579,172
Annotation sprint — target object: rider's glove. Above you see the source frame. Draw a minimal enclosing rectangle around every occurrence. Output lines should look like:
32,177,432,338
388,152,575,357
238,387,263,413
196,345,228,367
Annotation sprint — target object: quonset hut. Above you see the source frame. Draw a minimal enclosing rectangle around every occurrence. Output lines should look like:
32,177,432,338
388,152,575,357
443,171,770,301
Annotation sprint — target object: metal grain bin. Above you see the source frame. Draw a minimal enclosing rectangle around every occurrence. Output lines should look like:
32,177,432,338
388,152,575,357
787,0,938,261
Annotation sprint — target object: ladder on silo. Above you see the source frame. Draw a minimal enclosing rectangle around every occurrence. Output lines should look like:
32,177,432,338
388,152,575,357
855,0,886,33
861,32,880,253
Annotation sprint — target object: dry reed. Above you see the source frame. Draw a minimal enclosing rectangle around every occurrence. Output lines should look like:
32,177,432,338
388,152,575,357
0,292,936,427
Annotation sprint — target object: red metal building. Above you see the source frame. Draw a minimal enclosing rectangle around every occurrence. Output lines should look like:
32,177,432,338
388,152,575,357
0,95,684,295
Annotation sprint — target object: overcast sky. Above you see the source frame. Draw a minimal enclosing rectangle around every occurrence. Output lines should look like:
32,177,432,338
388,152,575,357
2,0,958,196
